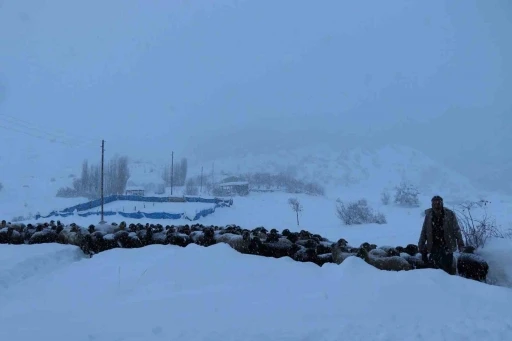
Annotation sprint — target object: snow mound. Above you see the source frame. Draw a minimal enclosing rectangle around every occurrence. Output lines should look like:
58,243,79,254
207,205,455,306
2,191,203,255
0,243,511,341
478,237,512,288
0,244,86,292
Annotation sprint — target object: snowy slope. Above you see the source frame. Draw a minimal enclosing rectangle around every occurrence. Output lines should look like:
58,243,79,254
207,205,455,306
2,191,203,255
0,243,511,341
192,144,479,198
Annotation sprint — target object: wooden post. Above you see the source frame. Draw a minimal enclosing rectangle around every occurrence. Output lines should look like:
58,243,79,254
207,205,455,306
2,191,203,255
100,139,106,224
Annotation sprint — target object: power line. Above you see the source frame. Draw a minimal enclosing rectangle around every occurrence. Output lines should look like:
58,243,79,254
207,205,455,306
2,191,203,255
0,114,97,148
0,113,97,144
0,123,49,141
0,114,70,139
0,122,95,148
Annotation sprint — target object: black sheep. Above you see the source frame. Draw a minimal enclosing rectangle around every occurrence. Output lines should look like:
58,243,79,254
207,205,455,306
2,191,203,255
316,242,332,255
92,231,118,252
195,228,216,247
167,232,192,247
386,248,400,257
404,244,419,256
88,225,95,234
296,238,318,249
294,247,318,265
261,237,295,258
317,253,333,266
286,232,299,243
80,234,94,258
0,228,9,244
265,230,280,243
144,226,154,246
457,249,489,282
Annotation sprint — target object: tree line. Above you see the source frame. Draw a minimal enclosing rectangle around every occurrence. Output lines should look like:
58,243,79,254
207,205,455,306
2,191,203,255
56,156,130,199
162,157,188,187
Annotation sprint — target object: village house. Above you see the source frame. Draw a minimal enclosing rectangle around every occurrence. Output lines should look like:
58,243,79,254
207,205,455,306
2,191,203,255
125,186,145,196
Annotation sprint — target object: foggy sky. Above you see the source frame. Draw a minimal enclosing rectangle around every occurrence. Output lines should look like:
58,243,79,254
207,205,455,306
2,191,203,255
0,0,511,191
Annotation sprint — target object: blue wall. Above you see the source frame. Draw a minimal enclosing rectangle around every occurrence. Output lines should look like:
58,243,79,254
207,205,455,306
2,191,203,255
35,195,233,221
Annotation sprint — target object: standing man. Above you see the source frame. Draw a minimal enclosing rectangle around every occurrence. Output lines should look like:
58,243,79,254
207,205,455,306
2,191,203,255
418,195,465,275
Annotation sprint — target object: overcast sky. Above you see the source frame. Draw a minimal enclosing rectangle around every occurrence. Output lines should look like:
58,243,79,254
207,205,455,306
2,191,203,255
0,0,510,190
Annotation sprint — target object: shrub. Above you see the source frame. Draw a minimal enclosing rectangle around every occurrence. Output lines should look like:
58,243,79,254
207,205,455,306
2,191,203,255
380,189,390,205
453,200,505,249
336,199,387,225
304,182,325,196
393,181,420,207
56,186,78,198
0,182,3,192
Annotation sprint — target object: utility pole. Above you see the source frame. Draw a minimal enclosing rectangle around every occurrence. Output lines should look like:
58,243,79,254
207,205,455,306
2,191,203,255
200,166,203,193
170,151,174,195
100,139,106,224
211,162,215,185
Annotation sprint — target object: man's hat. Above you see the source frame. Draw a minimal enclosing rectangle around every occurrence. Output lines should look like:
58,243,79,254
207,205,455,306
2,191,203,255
431,195,443,202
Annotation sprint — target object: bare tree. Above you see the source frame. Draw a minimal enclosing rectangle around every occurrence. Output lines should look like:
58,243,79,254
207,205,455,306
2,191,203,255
115,156,130,194
452,200,504,249
81,160,89,194
184,178,199,195
56,156,129,199
162,166,170,186
288,197,303,226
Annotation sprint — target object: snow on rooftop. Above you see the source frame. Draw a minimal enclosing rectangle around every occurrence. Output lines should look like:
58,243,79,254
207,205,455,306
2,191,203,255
219,181,249,186
125,186,145,191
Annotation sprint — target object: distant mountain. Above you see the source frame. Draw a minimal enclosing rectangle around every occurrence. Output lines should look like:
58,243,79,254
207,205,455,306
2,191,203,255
190,144,479,199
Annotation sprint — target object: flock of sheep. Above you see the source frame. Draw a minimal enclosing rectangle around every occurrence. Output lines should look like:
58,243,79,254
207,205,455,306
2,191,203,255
0,219,489,282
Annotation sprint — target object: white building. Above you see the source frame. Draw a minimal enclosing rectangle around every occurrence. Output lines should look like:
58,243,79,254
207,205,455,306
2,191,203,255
126,164,166,195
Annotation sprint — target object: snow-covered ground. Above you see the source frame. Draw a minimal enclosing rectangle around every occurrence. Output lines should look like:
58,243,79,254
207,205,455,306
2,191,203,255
19,191,512,248
2,146,512,340
0,242,511,341
78,200,216,215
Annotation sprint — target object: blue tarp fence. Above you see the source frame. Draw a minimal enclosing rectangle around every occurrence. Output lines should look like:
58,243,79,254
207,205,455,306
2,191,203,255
35,195,233,221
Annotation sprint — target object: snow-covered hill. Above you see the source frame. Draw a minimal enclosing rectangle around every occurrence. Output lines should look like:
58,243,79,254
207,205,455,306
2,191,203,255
192,144,479,200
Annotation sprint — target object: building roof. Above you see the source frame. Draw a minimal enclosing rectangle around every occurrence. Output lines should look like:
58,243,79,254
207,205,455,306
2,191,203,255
218,181,249,187
125,186,145,191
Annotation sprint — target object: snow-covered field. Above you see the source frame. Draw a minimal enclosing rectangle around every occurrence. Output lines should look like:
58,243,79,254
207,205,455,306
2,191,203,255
2,146,512,340
0,242,511,341
1,189,512,340
78,200,216,215
20,191,512,248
